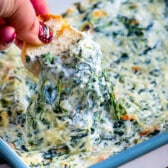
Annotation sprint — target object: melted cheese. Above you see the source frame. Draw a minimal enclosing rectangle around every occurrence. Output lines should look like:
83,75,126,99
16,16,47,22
25,34,121,155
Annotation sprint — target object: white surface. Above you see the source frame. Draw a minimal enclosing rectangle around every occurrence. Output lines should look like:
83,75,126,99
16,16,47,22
46,1,168,168
46,0,83,14
120,144,168,168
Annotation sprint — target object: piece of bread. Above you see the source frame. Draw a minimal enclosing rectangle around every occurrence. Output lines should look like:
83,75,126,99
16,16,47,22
21,14,83,76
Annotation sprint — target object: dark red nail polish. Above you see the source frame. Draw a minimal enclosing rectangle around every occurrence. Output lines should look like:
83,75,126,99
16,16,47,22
5,32,16,45
38,21,53,43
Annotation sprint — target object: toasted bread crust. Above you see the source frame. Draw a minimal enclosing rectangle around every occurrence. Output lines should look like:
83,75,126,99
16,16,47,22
21,14,83,76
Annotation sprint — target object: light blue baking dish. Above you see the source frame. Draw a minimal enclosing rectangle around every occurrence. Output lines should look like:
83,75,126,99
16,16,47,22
0,132,168,168
90,132,168,168
0,138,29,168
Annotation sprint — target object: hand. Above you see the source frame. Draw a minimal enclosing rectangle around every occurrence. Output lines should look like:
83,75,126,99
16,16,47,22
0,0,51,50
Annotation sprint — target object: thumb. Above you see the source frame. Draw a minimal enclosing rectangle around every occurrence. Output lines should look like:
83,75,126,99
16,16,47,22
0,0,49,45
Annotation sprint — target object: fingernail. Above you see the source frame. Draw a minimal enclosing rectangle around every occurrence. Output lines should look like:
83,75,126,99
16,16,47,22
38,21,53,43
4,32,16,45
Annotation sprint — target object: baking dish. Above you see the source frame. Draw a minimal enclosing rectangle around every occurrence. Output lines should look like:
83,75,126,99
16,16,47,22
0,133,167,168
0,138,29,168
90,132,168,168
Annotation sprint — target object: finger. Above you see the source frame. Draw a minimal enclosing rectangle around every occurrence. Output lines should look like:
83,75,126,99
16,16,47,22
0,25,16,50
0,0,42,45
30,0,49,15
